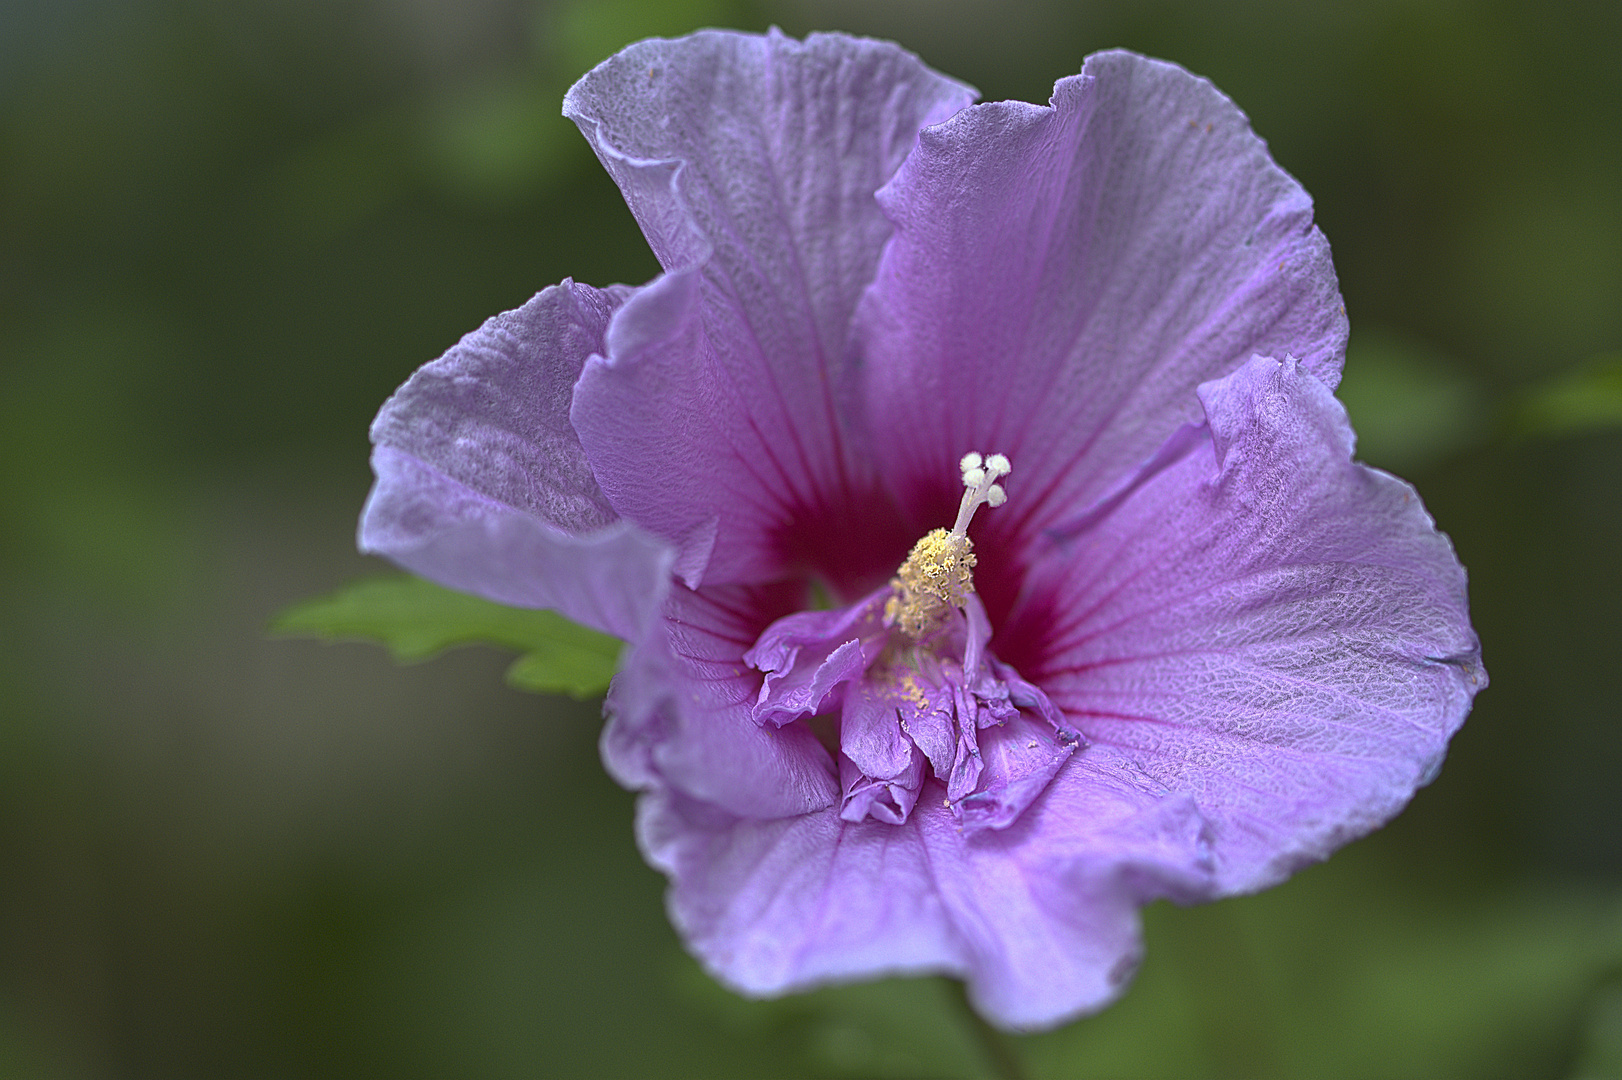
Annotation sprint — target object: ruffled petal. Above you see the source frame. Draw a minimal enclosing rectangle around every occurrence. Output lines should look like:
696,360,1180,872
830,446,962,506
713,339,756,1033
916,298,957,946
639,742,1214,1031
743,582,887,728
565,30,975,587
957,711,1080,833
359,282,673,640
639,788,968,993
1011,355,1484,893
838,744,925,825
840,678,915,782
602,580,840,819
858,49,1347,556
920,745,1216,1029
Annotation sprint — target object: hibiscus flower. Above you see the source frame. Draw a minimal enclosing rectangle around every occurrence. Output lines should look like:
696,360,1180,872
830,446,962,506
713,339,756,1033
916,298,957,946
358,29,1484,1030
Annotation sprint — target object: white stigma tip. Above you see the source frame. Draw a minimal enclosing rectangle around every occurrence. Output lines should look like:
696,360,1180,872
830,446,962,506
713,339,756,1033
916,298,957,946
950,450,1014,535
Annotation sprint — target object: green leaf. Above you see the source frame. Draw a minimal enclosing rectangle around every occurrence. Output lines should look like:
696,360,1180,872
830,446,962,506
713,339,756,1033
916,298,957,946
272,575,620,699
1513,352,1622,437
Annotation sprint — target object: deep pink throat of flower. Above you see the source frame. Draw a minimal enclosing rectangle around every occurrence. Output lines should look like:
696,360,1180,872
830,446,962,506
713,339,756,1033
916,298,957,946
745,451,1084,836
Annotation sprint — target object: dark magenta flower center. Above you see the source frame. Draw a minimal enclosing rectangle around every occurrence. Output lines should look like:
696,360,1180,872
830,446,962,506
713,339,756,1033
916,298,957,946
745,580,1082,832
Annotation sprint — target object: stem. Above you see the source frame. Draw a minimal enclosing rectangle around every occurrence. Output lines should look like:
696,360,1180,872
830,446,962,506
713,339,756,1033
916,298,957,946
949,978,1027,1080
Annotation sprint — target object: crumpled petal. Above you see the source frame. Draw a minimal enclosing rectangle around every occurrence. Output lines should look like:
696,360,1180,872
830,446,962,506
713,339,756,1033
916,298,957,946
566,30,974,588
839,678,916,784
1010,354,1484,893
958,711,1082,833
838,742,925,825
858,50,1348,559
740,589,1080,831
603,579,839,819
742,578,887,728
359,281,673,640
638,742,1215,1031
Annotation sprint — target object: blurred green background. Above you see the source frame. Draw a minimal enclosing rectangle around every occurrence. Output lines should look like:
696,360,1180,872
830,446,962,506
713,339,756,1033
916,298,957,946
2,0,1619,1076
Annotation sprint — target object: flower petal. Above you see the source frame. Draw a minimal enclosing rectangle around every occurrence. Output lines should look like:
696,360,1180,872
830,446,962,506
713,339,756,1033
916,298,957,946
359,282,673,640
565,31,975,587
639,743,1213,1031
920,746,1215,1029
744,580,887,728
639,787,968,993
1013,354,1484,893
840,678,915,782
839,747,925,825
858,49,1347,553
957,711,1080,834
603,580,840,819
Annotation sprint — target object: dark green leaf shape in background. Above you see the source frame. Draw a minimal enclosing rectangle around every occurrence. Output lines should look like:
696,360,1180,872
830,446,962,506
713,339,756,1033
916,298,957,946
272,575,620,699
1513,352,1622,437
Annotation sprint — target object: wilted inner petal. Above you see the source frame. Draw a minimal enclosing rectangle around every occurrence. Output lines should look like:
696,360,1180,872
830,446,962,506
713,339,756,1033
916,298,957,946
745,594,889,726
744,588,1083,832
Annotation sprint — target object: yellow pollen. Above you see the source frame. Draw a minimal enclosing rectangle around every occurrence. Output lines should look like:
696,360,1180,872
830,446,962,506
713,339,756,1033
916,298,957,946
883,451,1011,639
885,528,976,637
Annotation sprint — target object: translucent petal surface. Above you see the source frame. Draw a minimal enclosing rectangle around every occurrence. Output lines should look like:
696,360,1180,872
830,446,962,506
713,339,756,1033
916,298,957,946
641,743,1215,1030
859,50,1348,557
359,282,672,639
566,31,975,587
1011,356,1484,892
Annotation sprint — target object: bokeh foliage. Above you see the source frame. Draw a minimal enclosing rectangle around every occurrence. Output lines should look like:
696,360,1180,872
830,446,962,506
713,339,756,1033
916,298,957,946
1,0,1619,1076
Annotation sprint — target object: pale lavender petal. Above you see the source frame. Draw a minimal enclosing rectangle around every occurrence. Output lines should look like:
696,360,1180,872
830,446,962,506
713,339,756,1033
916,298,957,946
957,713,1081,834
944,710,984,803
362,447,671,640
993,658,1073,734
839,748,925,825
565,30,974,337
901,700,957,778
368,280,624,531
840,679,914,781
1012,355,1484,893
919,746,1216,1029
745,589,887,727
359,282,673,639
602,580,839,819
753,638,865,729
639,788,969,992
858,49,1347,552
639,742,1214,1030
565,31,974,587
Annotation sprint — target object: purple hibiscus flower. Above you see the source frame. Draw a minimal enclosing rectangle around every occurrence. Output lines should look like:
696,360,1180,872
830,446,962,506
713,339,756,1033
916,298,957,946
358,30,1484,1029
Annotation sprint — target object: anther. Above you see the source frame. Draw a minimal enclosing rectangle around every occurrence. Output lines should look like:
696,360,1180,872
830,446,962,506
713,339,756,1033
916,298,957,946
885,451,1012,638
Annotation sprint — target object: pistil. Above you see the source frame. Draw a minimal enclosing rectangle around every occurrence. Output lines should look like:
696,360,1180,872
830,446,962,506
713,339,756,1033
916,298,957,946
884,453,1011,638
